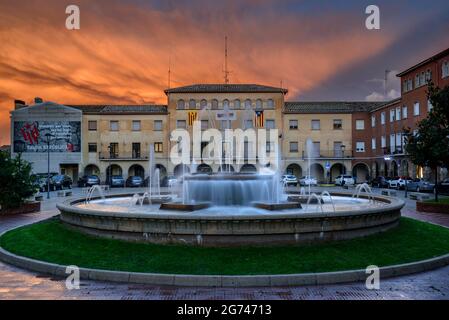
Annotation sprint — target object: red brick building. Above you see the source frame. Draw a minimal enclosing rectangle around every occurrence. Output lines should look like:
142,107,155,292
353,47,449,181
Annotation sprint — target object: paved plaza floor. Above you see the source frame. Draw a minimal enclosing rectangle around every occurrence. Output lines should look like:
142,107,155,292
1,187,448,300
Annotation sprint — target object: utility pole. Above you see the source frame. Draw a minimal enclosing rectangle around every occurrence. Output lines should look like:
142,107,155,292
224,36,230,84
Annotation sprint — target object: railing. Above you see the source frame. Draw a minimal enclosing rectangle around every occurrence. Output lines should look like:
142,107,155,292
98,152,150,161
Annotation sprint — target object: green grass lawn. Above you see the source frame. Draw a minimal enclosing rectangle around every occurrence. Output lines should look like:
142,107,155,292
1,217,449,275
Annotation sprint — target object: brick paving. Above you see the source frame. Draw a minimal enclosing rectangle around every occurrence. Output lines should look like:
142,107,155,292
0,187,448,300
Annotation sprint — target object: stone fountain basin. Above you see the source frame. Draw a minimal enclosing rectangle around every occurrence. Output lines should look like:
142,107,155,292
57,192,404,247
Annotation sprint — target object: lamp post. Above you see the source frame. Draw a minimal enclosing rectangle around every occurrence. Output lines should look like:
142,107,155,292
341,144,346,174
107,145,112,187
44,133,54,199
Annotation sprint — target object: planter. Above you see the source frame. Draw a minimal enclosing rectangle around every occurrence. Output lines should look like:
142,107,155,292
417,201,449,214
0,202,41,216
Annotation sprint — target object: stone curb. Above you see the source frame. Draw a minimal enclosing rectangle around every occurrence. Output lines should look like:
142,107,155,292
1,241,449,287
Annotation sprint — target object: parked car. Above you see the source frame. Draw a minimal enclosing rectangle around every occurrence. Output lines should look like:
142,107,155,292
36,176,56,192
52,175,73,190
406,178,435,193
335,175,355,186
299,176,318,186
107,175,125,188
388,176,412,189
78,175,100,187
126,176,144,187
371,176,390,188
281,175,298,186
437,178,449,195
164,175,179,187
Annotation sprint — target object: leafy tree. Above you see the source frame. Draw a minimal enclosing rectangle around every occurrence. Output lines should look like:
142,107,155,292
404,82,449,201
0,151,38,210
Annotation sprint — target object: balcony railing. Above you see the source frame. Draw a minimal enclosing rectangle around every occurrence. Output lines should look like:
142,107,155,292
99,152,150,161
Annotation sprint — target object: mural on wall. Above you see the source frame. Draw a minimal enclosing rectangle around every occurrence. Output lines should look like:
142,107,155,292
13,121,81,153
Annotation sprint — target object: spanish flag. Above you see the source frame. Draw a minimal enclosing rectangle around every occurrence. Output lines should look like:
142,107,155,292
188,111,198,126
254,110,264,128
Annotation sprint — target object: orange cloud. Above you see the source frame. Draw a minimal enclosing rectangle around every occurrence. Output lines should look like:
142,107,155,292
0,0,396,145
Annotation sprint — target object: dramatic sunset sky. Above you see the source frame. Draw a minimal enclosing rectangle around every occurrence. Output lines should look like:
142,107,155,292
1,0,448,145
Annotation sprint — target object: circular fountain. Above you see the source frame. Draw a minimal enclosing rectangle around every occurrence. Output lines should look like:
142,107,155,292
57,170,404,246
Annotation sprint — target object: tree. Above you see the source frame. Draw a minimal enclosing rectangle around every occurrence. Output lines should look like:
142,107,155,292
404,82,449,201
0,151,38,210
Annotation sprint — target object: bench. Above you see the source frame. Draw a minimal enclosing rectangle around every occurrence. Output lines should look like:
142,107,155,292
409,192,431,201
381,189,397,197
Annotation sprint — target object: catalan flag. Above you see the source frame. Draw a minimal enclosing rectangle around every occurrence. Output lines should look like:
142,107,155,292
188,111,198,126
254,110,264,128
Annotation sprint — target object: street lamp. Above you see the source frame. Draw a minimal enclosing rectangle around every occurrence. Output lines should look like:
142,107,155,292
44,133,54,199
341,145,346,174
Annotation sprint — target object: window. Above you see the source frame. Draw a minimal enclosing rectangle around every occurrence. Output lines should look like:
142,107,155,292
415,74,420,88
381,136,386,148
256,99,262,109
132,120,141,131
88,121,97,131
443,61,449,78
200,99,207,109
395,107,401,121
333,119,342,130
154,120,163,131
88,143,97,153
267,99,274,109
334,141,343,157
355,120,365,130
266,141,272,153
371,116,376,128
407,79,413,91
396,133,402,153
201,120,209,130
371,138,376,150
290,142,299,153
189,99,196,109
390,134,396,153
110,121,119,131
245,99,252,109
223,99,230,110
234,99,241,109
402,105,408,119
177,99,185,110
132,143,141,159
428,99,433,112
381,112,386,125
109,143,119,158
403,80,407,93
176,120,186,129
289,120,298,130
414,102,420,116
356,142,365,153
266,119,275,129
211,99,219,110
311,120,320,130
389,109,395,122
244,120,253,129
312,142,320,157
154,142,163,153
419,72,425,86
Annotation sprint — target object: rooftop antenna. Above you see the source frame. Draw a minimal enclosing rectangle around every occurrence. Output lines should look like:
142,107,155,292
384,69,390,99
223,36,231,84
168,55,172,89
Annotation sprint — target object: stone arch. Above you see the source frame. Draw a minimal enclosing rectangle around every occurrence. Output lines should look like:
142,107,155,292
128,164,145,178
352,162,370,183
240,164,257,173
309,163,325,183
174,164,190,177
106,164,123,181
84,164,100,176
197,163,213,174
285,163,302,178
390,160,399,177
330,163,345,182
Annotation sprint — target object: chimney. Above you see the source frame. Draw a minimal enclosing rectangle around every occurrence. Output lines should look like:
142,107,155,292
34,97,43,104
14,100,27,110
